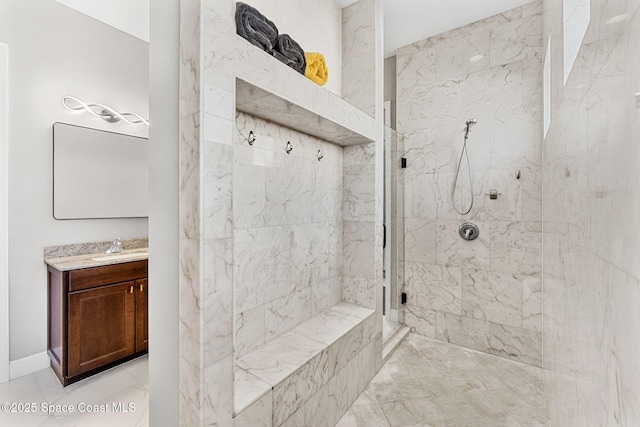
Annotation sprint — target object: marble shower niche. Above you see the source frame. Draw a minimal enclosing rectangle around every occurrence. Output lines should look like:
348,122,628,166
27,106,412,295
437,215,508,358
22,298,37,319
232,112,346,358
231,97,380,425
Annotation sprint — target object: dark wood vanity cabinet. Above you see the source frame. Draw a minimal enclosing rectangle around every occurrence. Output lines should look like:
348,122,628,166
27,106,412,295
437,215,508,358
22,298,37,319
47,260,148,385
135,278,149,352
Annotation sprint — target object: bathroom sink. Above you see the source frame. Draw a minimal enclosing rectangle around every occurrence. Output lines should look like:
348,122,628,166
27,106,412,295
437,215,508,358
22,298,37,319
91,252,148,262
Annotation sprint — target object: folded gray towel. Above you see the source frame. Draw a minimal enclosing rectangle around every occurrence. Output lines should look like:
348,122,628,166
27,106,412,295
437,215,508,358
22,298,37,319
235,2,279,52
272,34,306,75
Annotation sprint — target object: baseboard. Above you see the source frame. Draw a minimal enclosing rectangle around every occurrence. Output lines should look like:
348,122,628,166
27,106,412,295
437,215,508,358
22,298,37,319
9,351,49,380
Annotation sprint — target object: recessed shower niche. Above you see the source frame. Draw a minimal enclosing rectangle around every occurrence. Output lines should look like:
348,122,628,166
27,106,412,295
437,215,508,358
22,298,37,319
177,0,385,423
231,74,381,422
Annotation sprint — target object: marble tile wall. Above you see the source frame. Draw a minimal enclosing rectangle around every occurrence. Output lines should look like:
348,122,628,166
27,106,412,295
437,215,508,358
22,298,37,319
396,1,544,366
179,0,207,424
342,143,377,310
342,0,385,318
235,305,380,426
315,338,382,427
339,5,385,426
342,0,377,117
233,112,344,357
178,0,384,424
542,0,640,425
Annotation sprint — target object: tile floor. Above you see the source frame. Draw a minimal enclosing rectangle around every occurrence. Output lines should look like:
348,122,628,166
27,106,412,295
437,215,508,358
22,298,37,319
0,334,548,427
337,333,549,427
0,355,148,427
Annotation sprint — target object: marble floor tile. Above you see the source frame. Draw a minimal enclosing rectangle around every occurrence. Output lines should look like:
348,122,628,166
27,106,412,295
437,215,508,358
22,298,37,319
348,403,390,427
379,398,448,427
47,366,139,409
335,410,359,427
366,377,436,404
2,335,549,426
0,356,148,427
340,333,548,427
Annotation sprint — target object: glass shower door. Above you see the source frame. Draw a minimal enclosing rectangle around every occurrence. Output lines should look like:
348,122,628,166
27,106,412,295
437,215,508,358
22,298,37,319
383,124,404,340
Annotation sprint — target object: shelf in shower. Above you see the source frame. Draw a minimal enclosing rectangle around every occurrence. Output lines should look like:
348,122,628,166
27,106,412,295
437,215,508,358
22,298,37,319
236,77,376,146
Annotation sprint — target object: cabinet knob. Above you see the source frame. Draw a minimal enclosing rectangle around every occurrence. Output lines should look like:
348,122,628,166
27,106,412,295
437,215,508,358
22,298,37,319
139,284,144,292
129,285,134,294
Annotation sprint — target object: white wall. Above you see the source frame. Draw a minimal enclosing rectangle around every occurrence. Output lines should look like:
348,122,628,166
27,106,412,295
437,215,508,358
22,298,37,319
54,0,150,42
0,42,8,383
148,0,180,424
0,0,149,361
241,0,343,96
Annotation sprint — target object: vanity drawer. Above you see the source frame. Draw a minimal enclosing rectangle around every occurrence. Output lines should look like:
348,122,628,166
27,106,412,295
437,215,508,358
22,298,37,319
68,260,148,292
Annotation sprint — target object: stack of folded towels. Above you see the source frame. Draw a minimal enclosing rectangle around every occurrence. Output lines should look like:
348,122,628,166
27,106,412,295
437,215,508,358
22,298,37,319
235,2,329,86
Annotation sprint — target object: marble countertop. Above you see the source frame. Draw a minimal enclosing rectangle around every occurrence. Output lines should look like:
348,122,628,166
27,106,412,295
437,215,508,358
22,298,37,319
44,248,149,271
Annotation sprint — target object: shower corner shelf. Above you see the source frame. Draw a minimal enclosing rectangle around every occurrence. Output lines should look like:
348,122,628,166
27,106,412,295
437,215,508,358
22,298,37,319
235,78,375,147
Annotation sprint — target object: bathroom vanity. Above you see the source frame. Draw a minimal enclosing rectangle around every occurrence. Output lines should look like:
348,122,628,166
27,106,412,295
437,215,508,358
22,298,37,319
45,251,148,386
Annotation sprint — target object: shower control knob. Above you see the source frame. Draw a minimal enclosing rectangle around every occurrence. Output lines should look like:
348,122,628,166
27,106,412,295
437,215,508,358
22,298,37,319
459,223,479,241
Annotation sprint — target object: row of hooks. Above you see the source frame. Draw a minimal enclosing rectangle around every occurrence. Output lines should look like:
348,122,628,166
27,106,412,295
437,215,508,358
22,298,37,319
247,130,325,161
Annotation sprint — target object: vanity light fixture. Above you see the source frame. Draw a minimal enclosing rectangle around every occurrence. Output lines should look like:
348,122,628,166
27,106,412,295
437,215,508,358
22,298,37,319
61,96,149,126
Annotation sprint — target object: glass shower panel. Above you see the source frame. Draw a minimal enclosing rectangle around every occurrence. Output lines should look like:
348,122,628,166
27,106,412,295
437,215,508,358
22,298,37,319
383,125,405,331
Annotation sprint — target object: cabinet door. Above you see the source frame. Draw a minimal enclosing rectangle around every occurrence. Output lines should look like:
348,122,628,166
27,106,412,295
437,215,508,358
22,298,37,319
68,282,135,377
135,279,148,352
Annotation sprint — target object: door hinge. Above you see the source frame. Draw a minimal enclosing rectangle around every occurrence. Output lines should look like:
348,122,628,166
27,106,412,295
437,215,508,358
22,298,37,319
382,286,386,316
401,292,407,304
401,157,407,168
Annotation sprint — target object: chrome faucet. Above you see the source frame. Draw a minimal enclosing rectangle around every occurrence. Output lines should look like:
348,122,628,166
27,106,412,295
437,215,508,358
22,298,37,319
105,238,123,254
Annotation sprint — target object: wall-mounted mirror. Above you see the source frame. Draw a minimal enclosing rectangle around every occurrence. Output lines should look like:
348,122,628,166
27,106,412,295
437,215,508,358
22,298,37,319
53,122,148,219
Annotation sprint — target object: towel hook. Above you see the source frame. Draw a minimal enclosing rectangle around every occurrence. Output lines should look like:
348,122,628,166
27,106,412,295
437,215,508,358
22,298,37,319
286,141,293,154
248,130,256,146
316,140,325,161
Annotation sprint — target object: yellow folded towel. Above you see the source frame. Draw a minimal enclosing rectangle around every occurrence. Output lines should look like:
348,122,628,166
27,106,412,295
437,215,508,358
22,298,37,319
304,52,329,86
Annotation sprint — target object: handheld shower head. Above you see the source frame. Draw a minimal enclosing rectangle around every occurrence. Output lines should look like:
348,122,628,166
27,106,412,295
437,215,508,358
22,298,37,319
464,118,477,139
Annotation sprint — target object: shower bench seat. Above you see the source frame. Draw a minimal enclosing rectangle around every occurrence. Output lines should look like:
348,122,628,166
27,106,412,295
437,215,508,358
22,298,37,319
234,302,377,425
